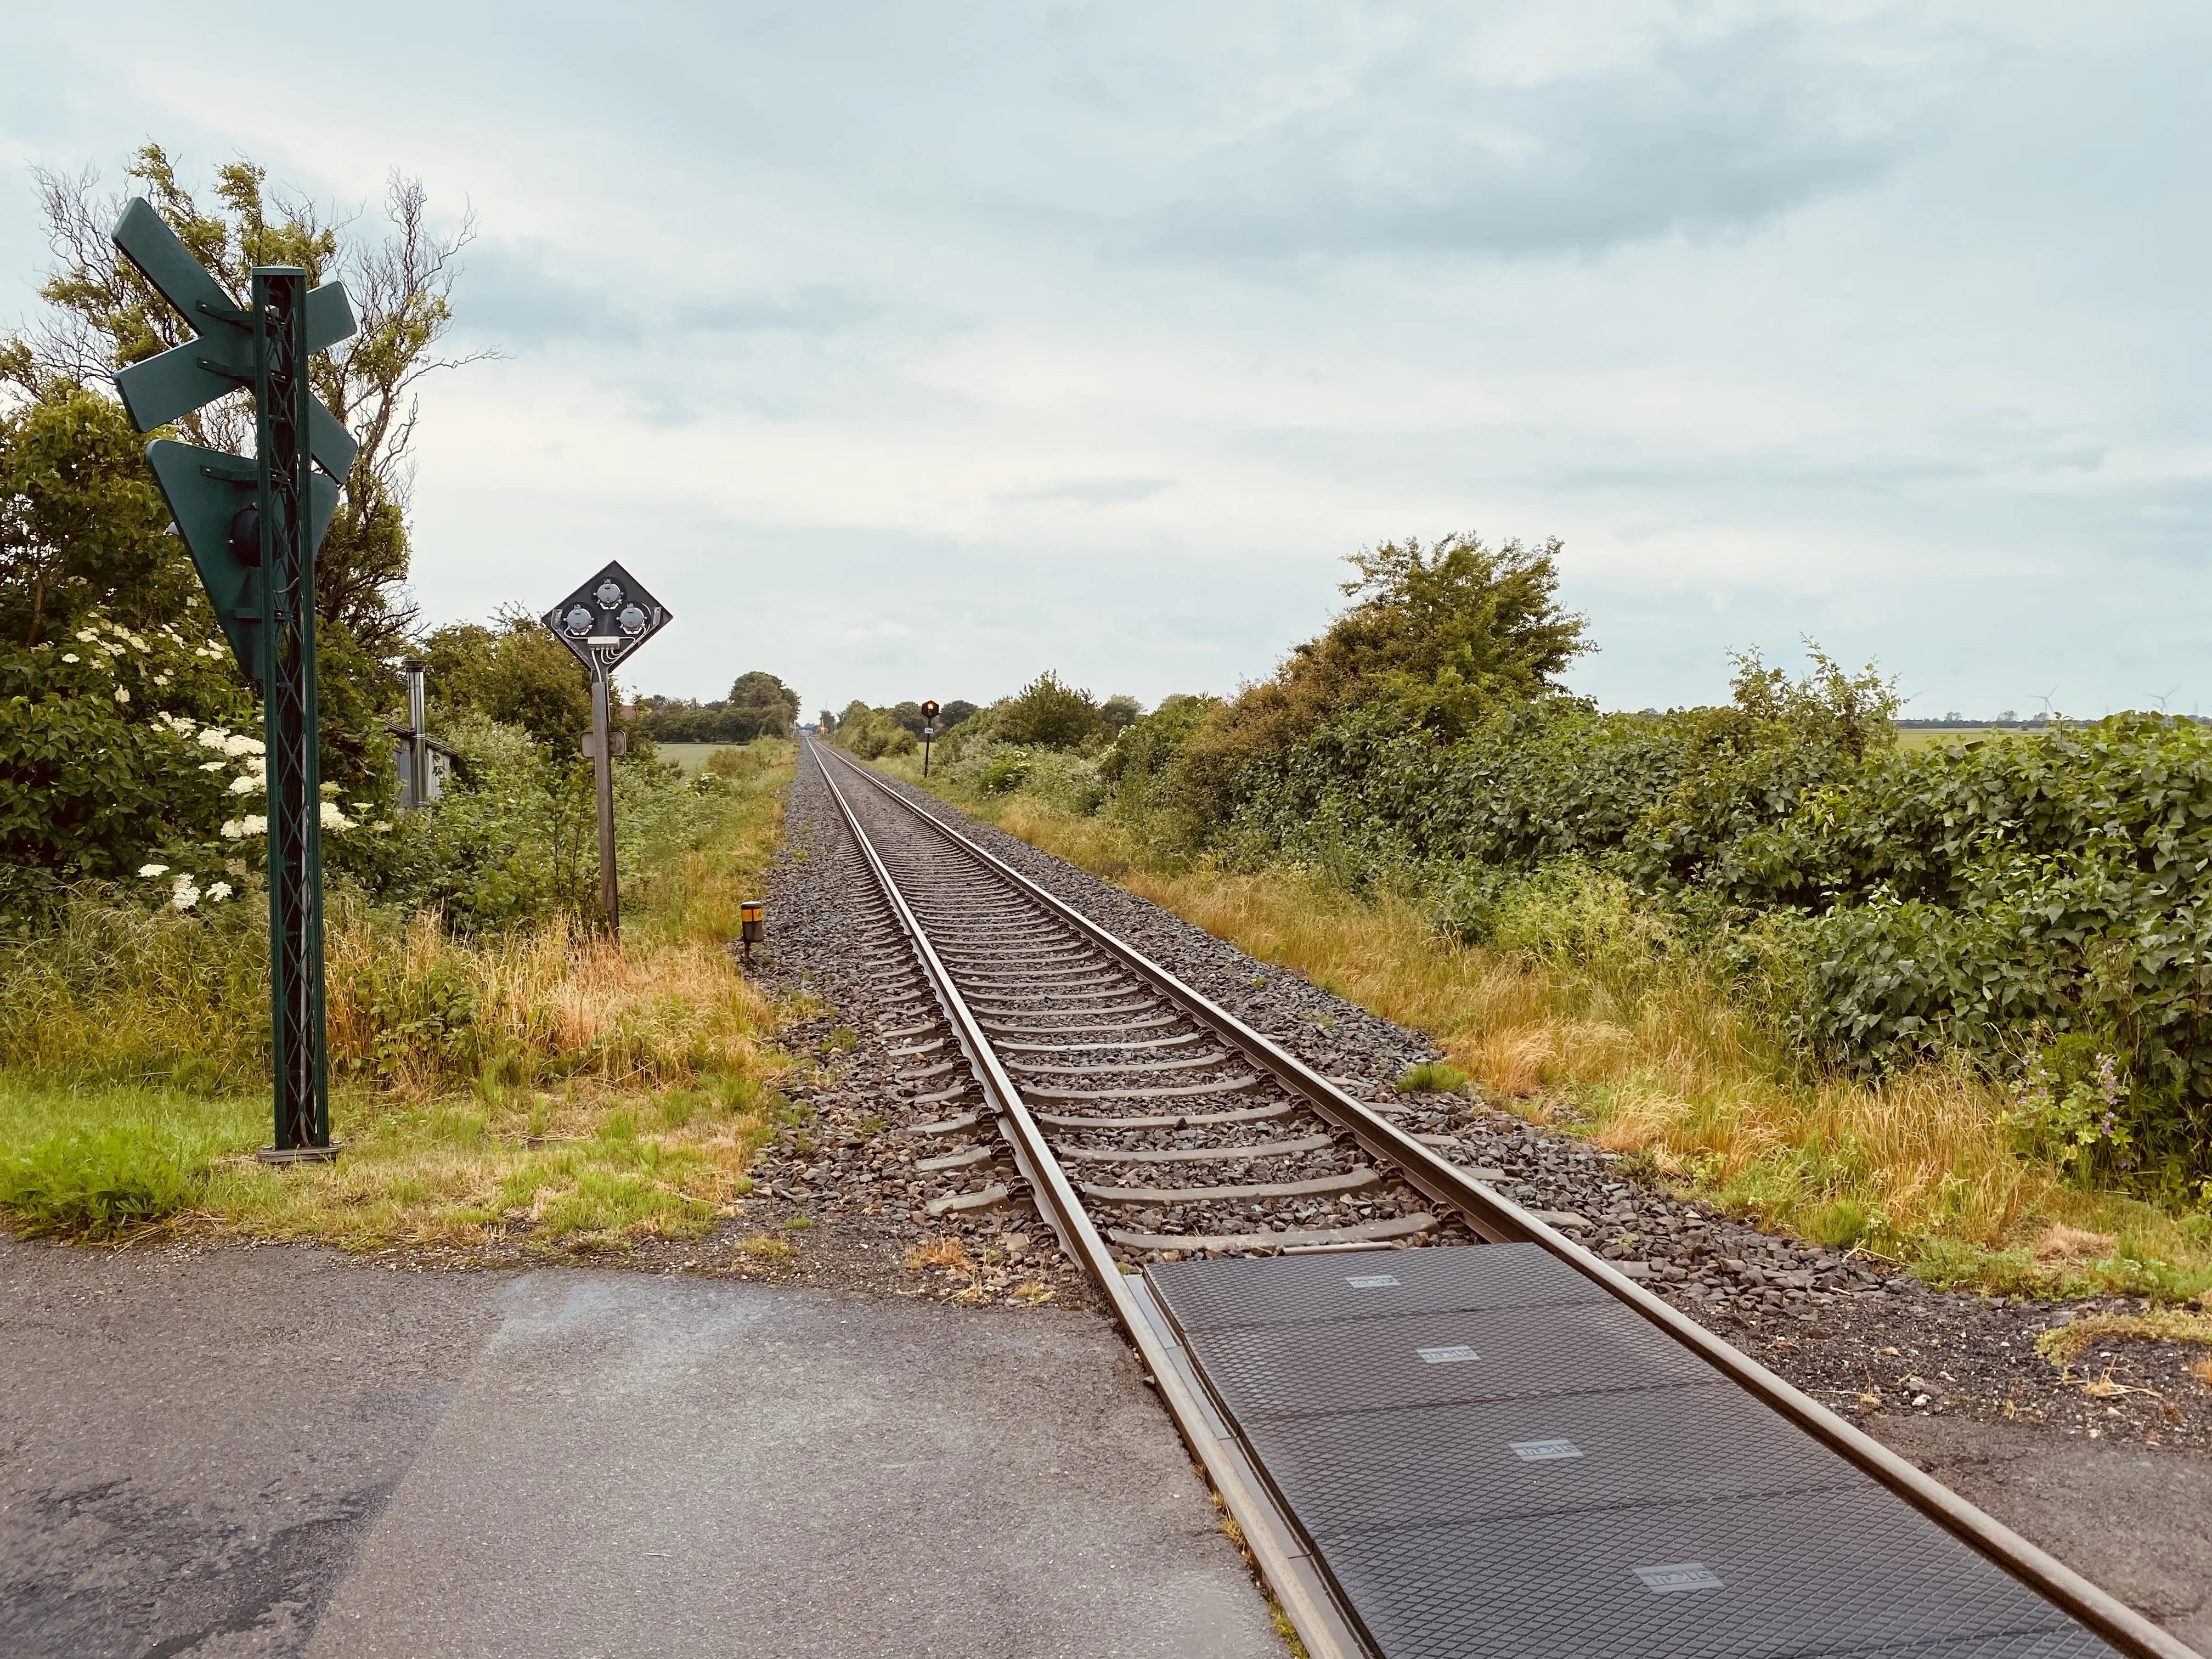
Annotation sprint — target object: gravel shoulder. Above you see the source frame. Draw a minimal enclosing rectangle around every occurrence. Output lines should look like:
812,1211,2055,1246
755,747,2212,1651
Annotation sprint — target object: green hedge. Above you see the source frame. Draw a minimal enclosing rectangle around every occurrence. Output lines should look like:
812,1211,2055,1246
1114,701,2212,1194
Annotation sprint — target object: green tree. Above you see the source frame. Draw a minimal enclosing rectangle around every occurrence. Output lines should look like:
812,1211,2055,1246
1728,641,1898,761
1097,693,1220,823
0,383,180,646
1168,532,1587,832
0,610,278,911
1099,693,1144,734
999,671,1099,749
1305,532,1588,735
730,670,798,713
420,610,591,753
830,699,917,758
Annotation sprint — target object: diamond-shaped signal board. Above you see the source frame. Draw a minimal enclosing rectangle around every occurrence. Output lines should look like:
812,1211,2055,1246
543,560,672,674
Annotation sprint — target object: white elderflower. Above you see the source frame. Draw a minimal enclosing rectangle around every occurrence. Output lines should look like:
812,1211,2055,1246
74,630,96,644
219,815,269,839
60,653,78,663
320,801,356,831
197,728,229,749
228,774,259,794
206,881,233,902
199,760,225,772
114,687,129,703
170,875,201,911
138,862,169,878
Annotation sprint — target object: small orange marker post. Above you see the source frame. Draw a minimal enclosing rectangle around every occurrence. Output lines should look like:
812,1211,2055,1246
740,898,765,963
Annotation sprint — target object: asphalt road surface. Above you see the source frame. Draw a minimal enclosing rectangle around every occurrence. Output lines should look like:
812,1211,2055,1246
0,1238,1283,1658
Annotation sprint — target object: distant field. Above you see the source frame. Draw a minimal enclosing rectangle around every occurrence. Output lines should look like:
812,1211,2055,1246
654,741,743,775
1895,727,2036,750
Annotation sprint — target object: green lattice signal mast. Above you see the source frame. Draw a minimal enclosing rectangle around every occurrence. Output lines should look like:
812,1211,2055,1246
111,199,360,1162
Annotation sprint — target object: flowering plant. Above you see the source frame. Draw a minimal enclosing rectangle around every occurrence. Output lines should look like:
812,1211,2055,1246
0,605,387,913
2005,1034,2140,1182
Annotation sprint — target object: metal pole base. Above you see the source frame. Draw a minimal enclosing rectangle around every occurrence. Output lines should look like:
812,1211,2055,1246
257,1142,343,1166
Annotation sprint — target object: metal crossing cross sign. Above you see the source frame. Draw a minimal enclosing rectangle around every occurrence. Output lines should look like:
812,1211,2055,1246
542,561,673,932
110,197,359,1162
115,201,359,681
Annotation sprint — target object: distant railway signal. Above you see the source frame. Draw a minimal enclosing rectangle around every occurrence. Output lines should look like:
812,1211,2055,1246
110,196,359,1162
542,561,673,932
921,700,941,777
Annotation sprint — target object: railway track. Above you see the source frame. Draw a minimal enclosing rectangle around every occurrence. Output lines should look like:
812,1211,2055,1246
809,741,2197,1659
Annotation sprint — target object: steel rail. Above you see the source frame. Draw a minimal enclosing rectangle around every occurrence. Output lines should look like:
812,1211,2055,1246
814,742,2203,1659
811,749,1370,1659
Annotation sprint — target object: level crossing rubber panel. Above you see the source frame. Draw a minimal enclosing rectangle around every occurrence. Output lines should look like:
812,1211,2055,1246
1148,1244,2122,1659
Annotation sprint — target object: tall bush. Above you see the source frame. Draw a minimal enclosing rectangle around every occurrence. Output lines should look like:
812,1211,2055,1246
997,670,1101,749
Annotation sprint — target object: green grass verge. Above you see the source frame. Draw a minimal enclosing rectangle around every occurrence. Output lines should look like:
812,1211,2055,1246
0,1077,263,1237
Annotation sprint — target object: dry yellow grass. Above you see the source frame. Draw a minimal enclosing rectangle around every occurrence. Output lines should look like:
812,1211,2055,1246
2035,1308,2212,1368
980,797,2212,1298
2034,1223,2118,1263
906,1235,972,1271
221,751,800,1249
735,1232,800,1266
325,910,778,1097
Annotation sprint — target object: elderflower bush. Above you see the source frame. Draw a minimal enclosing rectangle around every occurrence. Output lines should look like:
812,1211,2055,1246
1,610,252,912
137,714,384,909
0,608,388,917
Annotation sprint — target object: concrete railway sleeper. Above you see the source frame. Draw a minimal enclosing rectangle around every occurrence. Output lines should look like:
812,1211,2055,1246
809,740,2199,1659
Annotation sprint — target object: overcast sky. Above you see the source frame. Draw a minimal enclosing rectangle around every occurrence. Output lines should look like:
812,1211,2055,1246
5,2,2208,720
